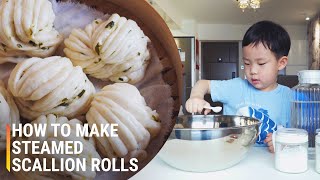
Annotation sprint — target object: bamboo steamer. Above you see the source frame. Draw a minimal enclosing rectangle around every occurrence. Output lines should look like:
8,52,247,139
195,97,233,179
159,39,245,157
74,0,182,115
0,0,182,179
66,0,182,179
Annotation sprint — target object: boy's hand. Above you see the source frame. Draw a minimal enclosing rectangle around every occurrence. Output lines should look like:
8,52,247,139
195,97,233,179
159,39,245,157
185,97,211,115
264,133,274,153
185,80,211,115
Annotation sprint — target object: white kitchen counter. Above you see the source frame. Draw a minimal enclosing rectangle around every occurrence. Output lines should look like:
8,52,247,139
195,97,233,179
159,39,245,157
131,147,320,180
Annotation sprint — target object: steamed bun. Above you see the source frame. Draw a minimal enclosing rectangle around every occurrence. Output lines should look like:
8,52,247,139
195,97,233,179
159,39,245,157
8,56,95,121
0,81,19,151
13,114,101,180
64,13,150,84
0,0,63,64
86,83,160,161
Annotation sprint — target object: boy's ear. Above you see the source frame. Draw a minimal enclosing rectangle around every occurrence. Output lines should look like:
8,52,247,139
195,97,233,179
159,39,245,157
277,56,288,70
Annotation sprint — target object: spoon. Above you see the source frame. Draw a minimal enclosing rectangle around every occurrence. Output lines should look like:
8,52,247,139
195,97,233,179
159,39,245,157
204,106,222,113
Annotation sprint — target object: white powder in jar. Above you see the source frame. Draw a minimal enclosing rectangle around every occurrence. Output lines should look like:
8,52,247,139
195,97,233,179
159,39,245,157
274,128,309,174
275,145,308,173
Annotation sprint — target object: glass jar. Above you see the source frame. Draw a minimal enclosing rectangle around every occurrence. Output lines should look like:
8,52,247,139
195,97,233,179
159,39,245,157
316,129,320,173
291,70,320,148
275,128,308,173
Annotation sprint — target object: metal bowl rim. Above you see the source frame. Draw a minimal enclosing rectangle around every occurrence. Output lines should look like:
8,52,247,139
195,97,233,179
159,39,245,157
174,115,262,130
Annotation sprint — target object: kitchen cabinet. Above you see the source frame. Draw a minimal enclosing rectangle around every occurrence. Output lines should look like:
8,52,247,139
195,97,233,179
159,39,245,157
200,42,239,113
229,42,239,63
201,42,239,80
202,42,238,63
203,63,237,80
202,42,229,63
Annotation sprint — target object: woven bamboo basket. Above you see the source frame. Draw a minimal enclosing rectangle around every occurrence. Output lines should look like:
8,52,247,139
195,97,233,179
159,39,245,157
0,0,182,179
64,0,182,179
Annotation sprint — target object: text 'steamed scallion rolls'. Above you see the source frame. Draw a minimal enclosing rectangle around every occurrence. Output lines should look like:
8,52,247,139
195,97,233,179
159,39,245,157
86,83,160,162
12,114,101,180
0,81,20,151
8,56,95,121
64,13,151,84
0,0,63,64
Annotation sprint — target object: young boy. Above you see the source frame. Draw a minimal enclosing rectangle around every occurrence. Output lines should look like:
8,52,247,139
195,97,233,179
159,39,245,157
185,21,292,153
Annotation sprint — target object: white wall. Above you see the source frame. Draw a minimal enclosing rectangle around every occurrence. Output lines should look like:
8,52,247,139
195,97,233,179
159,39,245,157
196,24,308,76
171,20,198,37
284,25,309,75
197,24,249,41
153,0,183,27
153,0,309,75
286,40,308,75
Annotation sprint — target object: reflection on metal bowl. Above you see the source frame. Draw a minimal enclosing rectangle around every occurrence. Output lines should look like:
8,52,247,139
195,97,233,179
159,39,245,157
158,115,261,172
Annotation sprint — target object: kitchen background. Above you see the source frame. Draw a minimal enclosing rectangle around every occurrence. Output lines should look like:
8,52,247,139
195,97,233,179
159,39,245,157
148,0,320,114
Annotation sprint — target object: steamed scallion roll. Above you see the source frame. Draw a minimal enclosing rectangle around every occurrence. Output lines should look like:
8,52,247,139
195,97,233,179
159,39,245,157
0,0,63,64
0,81,19,151
8,56,95,121
64,13,150,84
87,83,160,161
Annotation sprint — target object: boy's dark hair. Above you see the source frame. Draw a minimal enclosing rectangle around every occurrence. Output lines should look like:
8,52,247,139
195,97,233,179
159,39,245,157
242,20,291,60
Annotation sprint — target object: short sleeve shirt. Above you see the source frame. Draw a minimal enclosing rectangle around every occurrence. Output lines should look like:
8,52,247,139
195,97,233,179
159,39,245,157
210,78,292,127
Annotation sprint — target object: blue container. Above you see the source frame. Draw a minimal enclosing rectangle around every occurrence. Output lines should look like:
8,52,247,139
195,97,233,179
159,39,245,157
291,70,320,147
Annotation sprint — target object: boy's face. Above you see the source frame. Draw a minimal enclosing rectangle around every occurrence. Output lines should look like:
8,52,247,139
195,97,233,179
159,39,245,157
243,42,287,91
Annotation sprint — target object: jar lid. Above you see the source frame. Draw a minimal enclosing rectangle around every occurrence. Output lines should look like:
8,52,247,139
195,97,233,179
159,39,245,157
276,128,308,144
298,70,320,84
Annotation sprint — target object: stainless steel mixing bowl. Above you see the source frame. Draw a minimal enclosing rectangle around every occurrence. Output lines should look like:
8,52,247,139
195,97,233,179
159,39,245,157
158,115,261,172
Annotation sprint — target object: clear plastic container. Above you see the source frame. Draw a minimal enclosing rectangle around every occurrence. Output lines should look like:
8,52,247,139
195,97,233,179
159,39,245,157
275,128,308,173
291,70,320,149
316,129,320,173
